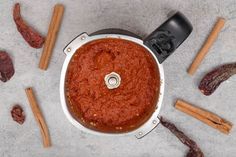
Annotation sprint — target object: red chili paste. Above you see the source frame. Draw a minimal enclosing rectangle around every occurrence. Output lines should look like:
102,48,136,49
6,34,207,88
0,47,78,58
66,38,160,133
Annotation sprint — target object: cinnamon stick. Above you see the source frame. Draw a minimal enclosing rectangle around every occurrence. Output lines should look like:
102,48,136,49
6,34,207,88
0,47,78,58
39,4,64,70
25,87,51,147
188,18,225,75
175,99,232,134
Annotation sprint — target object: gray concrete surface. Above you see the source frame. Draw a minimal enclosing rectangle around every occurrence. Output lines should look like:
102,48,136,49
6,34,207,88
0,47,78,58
1,0,236,156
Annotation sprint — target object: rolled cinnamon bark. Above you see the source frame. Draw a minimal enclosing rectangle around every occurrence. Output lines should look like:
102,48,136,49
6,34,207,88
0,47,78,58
25,87,51,147
39,4,64,70
188,18,225,75
175,99,232,134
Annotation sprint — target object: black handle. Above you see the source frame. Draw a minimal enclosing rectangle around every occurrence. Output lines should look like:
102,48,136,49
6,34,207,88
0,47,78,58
144,12,193,63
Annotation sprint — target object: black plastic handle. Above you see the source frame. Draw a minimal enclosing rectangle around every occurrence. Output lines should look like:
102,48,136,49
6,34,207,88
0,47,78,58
144,12,193,63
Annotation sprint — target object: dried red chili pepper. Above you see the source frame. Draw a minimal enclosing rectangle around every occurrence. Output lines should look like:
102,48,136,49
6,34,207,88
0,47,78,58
0,51,15,82
199,63,236,96
11,105,25,124
13,3,45,49
160,117,204,157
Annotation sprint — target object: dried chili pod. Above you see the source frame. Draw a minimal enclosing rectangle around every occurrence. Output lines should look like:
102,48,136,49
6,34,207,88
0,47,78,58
199,63,236,96
11,105,25,124
0,51,15,82
13,3,45,49
160,117,204,157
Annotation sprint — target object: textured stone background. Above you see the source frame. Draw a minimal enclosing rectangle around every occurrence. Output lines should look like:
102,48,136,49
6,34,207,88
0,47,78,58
1,0,236,156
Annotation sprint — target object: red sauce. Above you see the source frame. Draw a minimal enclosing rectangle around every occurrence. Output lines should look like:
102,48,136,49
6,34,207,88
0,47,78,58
65,38,160,133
